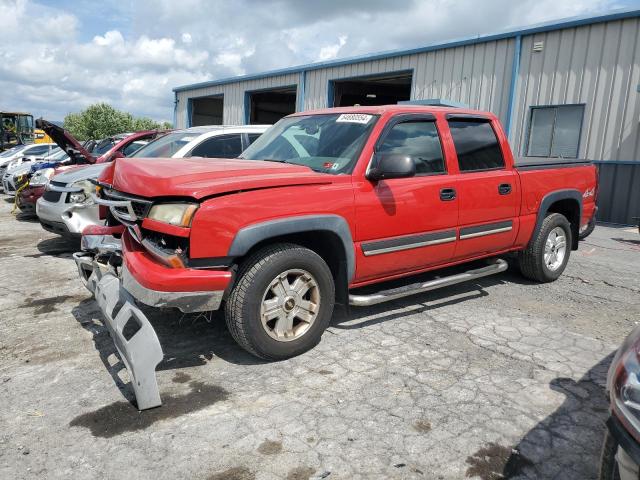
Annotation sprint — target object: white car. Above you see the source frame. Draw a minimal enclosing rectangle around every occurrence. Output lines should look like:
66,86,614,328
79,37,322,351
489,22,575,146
0,143,58,180
128,124,270,159
1,147,62,194
37,124,270,238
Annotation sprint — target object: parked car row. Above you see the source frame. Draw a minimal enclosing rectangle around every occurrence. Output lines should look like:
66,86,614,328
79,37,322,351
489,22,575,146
2,120,269,238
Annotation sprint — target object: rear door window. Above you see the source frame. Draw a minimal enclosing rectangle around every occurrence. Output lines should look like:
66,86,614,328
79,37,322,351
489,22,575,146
448,120,505,172
189,134,243,158
377,120,445,175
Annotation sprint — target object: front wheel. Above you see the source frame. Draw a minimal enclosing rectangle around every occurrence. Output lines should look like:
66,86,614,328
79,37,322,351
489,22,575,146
518,213,572,283
225,243,335,360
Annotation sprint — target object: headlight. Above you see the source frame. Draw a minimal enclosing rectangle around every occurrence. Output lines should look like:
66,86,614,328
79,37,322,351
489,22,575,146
608,325,640,442
29,168,55,187
147,203,198,227
69,179,96,204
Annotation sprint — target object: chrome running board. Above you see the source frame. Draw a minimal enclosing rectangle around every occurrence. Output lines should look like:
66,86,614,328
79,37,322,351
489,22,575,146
348,258,508,307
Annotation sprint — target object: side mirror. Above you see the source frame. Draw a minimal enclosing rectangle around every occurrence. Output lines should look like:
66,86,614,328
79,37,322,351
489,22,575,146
366,153,416,181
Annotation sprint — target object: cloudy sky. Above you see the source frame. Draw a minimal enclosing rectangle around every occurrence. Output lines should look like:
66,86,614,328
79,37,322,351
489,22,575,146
0,0,636,123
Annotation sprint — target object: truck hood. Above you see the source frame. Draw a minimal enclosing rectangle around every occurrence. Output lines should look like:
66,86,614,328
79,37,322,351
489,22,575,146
112,157,334,199
52,163,108,184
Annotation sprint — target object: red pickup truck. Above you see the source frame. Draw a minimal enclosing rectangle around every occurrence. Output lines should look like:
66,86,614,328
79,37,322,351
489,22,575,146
74,105,597,409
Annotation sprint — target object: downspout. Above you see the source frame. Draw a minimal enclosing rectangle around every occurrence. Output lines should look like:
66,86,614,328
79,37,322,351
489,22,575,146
172,91,178,128
297,70,306,112
505,34,522,144
186,97,193,128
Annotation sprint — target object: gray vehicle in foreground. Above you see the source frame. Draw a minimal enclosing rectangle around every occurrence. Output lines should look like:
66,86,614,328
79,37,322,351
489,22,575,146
600,325,640,479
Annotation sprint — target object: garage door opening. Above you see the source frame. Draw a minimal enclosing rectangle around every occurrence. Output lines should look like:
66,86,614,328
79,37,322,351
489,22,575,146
331,72,412,107
247,87,297,124
190,95,223,126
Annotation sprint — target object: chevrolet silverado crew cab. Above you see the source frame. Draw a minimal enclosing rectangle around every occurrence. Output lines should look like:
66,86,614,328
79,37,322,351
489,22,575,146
74,105,598,409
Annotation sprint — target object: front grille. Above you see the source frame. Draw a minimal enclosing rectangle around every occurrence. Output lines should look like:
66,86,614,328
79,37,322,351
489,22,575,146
50,181,67,188
102,188,152,225
43,190,62,202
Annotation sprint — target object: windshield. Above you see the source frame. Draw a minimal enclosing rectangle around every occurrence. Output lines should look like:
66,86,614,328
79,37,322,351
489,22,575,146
131,132,199,158
239,113,377,174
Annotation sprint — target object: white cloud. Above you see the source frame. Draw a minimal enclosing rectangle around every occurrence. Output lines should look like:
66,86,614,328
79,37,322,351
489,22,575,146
0,0,621,123
318,35,348,61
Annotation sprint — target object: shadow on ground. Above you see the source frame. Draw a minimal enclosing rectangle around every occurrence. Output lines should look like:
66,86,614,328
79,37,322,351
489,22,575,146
464,354,613,479
34,236,80,258
70,260,522,409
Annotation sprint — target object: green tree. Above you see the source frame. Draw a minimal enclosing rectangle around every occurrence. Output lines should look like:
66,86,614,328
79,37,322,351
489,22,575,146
63,103,172,140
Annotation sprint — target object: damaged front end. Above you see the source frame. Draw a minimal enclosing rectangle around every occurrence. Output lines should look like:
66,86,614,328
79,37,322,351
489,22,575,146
73,225,164,410
73,188,232,410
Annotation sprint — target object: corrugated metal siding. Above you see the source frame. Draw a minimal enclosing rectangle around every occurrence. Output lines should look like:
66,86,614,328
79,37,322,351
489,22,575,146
303,39,514,124
511,17,640,161
175,72,299,128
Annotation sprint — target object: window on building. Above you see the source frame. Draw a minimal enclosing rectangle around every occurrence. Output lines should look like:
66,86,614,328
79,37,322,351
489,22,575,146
448,119,505,172
526,105,584,158
377,121,445,175
189,134,243,158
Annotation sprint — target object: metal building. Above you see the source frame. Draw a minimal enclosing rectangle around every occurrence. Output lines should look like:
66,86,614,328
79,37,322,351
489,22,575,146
173,8,640,225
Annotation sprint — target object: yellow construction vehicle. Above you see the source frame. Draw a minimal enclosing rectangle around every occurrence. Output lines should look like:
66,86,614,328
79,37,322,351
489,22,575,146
33,127,53,144
0,111,35,151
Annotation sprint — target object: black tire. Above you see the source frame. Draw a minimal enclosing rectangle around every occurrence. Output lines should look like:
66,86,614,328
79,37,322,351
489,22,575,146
518,213,572,283
598,430,620,480
579,216,596,240
225,243,335,360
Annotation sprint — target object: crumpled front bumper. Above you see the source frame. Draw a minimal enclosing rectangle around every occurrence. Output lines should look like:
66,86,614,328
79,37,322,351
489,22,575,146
36,193,100,237
75,252,164,409
74,230,232,409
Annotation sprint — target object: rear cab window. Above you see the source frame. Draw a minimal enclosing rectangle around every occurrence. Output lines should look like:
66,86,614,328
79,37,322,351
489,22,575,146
447,119,505,172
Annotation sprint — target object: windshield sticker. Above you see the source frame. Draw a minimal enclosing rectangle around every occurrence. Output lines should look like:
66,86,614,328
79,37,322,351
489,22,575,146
336,113,372,124
322,162,335,169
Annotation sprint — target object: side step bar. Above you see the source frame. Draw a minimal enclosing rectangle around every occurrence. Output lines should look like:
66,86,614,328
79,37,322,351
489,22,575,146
348,258,508,307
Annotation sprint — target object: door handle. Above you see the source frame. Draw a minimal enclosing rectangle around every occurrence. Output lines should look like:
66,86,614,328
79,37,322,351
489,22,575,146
498,183,512,195
440,188,456,201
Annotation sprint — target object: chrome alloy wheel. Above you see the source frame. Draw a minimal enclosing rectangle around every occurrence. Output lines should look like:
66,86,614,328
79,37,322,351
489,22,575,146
544,226,567,271
260,269,321,342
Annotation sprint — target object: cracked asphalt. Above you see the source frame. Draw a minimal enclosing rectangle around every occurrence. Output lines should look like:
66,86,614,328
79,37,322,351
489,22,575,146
1,197,639,480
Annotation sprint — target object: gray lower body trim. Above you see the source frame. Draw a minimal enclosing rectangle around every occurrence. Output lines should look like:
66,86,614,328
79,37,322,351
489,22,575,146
121,265,224,313
362,229,456,256
459,221,513,240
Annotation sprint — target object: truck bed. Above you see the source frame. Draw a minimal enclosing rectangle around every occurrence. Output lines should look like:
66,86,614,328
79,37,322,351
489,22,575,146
515,157,592,170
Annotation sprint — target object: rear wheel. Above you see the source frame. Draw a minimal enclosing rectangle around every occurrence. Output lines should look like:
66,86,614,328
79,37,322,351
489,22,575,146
225,243,335,360
518,213,572,283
